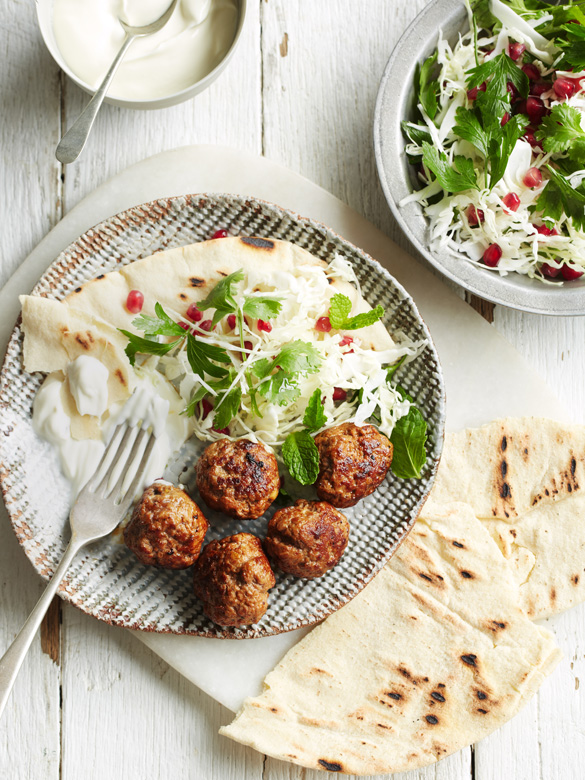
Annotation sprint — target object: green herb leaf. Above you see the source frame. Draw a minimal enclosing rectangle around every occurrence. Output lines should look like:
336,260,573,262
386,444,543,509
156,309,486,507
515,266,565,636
416,52,439,120
453,107,490,157
422,143,479,193
386,355,407,382
196,269,245,327
535,166,585,230
558,22,585,70
303,389,327,432
487,114,530,188
282,430,320,485
213,385,242,430
466,52,529,101
119,331,182,366
328,293,384,330
274,341,322,375
183,384,209,417
242,296,283,320
537,104,585,162
401,120,433,148
390,406,428,479
258,371,301,407
131,303,186,338
186,333,230,379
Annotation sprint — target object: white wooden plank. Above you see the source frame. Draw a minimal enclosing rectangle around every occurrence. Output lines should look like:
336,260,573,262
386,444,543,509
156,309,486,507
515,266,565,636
0,0,62,777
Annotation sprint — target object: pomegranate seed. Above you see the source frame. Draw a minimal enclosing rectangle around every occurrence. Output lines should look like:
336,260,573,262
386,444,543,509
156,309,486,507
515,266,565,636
467,82,486,101
507,81,519,100
514,99,527,116
201,399,213,419
530,81,550,97
523,167,543,188
200,319,214,332
561,265,584,281
212,427,230,435
212,229,229,239
227,313,237,329
523,128,542,150
534,223,559,237
522,63,541,81
345,349,355,355
526,96,546,124
186,304,203,322
339,335,353,347
178,321,191,332
508,42,526,61
540,263,561,278
466,205,485,226
244,340,253,352
553,78,577,100
503,192,521,212
501,112,510,126
483,244,502,267
257,319,272,333
126,290,144,314
315,316,332,332
332,387,347,402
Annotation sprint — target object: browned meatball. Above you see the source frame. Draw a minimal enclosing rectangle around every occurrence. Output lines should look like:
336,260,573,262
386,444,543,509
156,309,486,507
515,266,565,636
196,438,280,520
193,533,275,626
124,482,208,569
314,422,393,508
265,499,349,579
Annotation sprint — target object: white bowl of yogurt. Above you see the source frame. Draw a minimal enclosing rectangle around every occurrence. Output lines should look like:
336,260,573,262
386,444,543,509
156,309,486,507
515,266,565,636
36,0,246,109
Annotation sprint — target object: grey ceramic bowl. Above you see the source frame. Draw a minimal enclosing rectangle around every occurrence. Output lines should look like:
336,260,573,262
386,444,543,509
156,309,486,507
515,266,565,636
374,0,585,316
36,0,247,110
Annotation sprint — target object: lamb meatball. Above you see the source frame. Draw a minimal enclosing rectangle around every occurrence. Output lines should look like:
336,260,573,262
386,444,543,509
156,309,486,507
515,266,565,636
265,499,349,579
193,533,275,626
124,482,208,569
314,422,393,508
196,438,280,520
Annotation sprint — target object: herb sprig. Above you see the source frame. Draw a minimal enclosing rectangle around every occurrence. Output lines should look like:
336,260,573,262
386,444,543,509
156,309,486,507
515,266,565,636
328,293,385,330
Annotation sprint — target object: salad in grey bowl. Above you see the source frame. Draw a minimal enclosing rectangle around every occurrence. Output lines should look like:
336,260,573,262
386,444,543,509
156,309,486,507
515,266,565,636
374,0,585,315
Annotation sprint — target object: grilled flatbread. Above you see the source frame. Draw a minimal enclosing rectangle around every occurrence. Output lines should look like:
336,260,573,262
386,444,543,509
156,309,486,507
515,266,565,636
220,502,561,775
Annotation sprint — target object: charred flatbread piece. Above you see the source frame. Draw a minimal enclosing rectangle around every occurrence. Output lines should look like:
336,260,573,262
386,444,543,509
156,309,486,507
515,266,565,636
424,417,585,619
220,502,560,775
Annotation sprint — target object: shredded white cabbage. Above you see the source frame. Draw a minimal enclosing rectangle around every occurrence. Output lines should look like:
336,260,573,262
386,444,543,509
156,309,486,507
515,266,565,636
402,1,585,281
153,256,426,446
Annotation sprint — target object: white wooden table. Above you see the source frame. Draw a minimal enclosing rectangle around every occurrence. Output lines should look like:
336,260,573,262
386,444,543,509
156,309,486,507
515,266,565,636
1,2,584,778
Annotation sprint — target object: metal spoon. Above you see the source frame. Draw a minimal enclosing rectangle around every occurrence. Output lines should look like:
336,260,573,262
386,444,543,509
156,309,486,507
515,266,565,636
56,0,179,164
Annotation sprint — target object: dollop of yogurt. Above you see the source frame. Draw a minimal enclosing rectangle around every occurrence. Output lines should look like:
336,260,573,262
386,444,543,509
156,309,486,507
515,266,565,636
67,355,109,417
52,0,239,101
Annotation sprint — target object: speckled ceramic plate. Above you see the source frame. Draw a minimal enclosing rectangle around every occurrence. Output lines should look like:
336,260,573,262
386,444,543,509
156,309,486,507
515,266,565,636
374,0,585,315
0,193,445,638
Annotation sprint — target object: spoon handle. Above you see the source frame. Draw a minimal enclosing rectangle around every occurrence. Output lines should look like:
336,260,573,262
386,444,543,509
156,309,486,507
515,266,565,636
56,34,136,164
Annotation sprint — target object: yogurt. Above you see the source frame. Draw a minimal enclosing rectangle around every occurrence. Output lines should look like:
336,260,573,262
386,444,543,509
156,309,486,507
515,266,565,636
66,355,109,417
52,0,239,100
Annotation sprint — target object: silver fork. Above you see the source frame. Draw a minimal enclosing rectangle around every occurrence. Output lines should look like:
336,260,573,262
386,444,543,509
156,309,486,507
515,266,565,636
0,422,157,718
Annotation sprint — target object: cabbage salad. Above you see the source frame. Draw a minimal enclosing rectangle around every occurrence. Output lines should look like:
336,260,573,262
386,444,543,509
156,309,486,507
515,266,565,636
401,0,585,281
120,257,429,484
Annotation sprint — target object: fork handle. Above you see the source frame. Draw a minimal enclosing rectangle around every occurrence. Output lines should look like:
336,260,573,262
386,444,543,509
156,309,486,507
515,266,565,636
0,538,83,719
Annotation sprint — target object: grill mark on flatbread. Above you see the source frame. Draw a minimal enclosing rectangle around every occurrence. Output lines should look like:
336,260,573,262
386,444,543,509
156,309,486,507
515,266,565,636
240,237,275,251
318,759,342,772
178,293,187,301
425,715,439,725
452,540,464,548
430,691,445,702
461,654,477,667
189,277,205,287
460,571,473,579
114,369,127,387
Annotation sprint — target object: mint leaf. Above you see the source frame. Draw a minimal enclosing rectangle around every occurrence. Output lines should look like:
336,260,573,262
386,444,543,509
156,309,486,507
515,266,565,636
453,107,490,158
242,296,283,320
422,143,479,193
329,293,384,330
303,389,327,432
282,430,320,485
537,105,585,162
390,406,428,479
417,52,439,120
213,385,242,430
186,333,230,379
119,331,182,366
197,269,244,327
535,166,585,230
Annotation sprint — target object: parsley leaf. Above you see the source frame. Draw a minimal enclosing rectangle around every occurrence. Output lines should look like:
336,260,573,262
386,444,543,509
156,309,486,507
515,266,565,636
422,143,479,193
487,114,529,187
197,269,244,327
537,105,585,163
119,331,181,366
213,385,242,430
416,52,439,120
466,52,529,104
328,293,385,330
303,389,327,432
535,166,585,230
242,296,283,320
258,371,301,406
131,302,186,338
453,107,490,158
274,341,322,374
282,430,320,485
401,120,433,148
390,405,428,479
558,21,585,70
186,333,230,379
